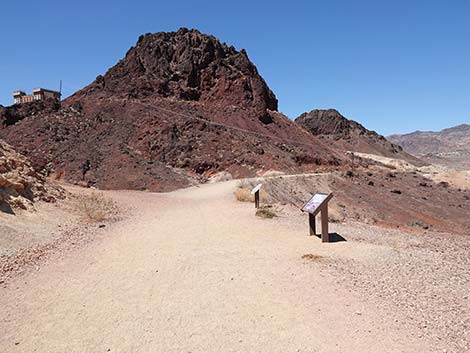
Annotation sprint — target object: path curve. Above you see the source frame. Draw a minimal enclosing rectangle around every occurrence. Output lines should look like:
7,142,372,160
0,181,431,352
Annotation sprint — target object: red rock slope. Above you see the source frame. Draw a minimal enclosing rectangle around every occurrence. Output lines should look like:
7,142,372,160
0,28,343,191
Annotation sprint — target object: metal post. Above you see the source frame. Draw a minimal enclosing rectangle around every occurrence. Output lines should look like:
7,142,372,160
321,205,329,242
255,190,260,209
309,213,316,236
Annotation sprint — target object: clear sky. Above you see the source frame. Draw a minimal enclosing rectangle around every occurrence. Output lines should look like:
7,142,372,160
1,0,469,135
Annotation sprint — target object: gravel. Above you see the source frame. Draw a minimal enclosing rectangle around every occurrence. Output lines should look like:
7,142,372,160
328,223,470,352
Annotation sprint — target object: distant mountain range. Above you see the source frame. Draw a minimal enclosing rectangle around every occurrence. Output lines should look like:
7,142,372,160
388,124,470,169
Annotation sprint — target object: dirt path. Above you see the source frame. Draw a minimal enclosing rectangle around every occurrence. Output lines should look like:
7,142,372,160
0,181,439,352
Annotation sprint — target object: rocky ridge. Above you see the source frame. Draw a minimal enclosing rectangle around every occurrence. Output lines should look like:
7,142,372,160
388,124,470,156
388,124,470,169
295,109,422,163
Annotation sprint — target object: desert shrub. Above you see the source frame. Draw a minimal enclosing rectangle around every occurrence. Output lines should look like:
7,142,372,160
255,207,277,219
438,181,449,188
234,188,254,202
75,192,117,222
234,184,268,203
236,178,252,189
258,189,268,202
301,254,325,262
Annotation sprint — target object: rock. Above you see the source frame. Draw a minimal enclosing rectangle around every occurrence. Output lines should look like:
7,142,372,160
76,180,90,188
0,139,64,213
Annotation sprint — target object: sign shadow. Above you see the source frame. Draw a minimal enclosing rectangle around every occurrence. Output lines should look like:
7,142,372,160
312,232,347,243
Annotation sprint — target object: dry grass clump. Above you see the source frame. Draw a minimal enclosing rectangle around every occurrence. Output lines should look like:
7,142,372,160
255,207,277,219
236,179,252,189
234,179,268,203
75,192,118,223
234,187,255,202
301,253,325,262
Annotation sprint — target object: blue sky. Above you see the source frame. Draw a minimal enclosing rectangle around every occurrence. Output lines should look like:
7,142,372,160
1,0,469,135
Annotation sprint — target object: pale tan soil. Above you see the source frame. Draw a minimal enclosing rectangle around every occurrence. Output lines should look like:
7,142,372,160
0,201,76,257
0,196,84,281
351,151,470,189
0,181,467,352
429,169,470,190
0,186,119,282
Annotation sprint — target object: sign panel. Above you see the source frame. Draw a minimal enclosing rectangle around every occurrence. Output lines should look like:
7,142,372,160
301,192,332,215
251,183,262,194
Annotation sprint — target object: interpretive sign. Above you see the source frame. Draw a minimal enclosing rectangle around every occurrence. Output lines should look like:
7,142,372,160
301,192,333,243
301,193,331,215
250,184,262,195
251,183,262,209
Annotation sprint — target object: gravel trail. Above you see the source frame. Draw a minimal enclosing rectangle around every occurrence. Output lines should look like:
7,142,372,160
1,181,462,352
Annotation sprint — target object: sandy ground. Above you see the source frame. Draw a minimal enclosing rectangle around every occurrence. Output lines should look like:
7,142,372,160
0,202,76,257
351,151,470,190
0,181,468,352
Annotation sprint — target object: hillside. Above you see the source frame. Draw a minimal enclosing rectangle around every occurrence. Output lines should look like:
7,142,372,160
0,28,342,191
295,109,422,164
388,124,470,169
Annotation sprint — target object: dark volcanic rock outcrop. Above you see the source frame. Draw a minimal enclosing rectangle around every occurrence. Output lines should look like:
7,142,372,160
0,29,343,191
296,109,422,163
76,28,277,115
0,99,61,127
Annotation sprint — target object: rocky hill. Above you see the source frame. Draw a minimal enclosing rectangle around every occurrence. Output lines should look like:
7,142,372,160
388,124,470,169
0,139,64,213
71,28,278,118
0,28,343,191
295,109,422,164
0,99,61,127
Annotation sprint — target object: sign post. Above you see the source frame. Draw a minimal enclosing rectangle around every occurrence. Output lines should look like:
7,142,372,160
250,183,262,209
309,213,316,236
301,192,333,243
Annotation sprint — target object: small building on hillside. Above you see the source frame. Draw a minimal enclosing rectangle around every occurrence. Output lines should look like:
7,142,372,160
13,88,61,105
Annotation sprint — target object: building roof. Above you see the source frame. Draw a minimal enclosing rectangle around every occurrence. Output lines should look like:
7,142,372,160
32,88,61,94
